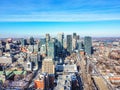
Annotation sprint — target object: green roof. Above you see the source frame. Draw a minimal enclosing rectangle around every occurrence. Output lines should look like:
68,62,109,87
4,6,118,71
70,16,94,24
0,70,26,76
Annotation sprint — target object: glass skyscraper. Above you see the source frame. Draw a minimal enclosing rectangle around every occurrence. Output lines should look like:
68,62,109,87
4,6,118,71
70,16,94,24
47,41,55,59
67,35,72,54
57,33,64,53
84,36,92,55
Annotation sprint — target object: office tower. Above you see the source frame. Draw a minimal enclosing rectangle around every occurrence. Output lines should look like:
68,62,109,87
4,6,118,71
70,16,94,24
34,44,39,53
40,38,46,47
39,38,46,55
72,33,77,50
73,33,77,39
77,40,83,50
47,41,55,59
46,34,50,43
84,36,92,55
26,54,32,71
57,33,64,51
72,38,77,50
45,34,50,55
51,38,59,57
21,38,27,46
42,58,55,74
63,38,67,49
30,54,38,70
67,35,72,54
55,43,59,58
40,44,47,57
29,36,34,45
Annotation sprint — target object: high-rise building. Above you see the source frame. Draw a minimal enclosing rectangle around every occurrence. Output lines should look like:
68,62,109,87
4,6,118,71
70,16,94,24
72,33,77,50
45,34,50,55
26,53,39,71
30,54,38,70
29,36,34,45
40,44,47,56
40,38,46,47
72,38,77,50
39,38,46,56
67,35,72,54
42,58,55,74
46,34,50,43
20,38,27,46
47,41,55,59
63,38,67,49
77,40,83,50
34,44,39,53
26,54,32,71
84,36,92,55
73,33,77,39
57,33,64,51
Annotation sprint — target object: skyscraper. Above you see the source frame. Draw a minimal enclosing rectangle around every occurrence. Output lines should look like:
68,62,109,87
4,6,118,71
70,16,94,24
20,38,27,46
84,36,92,55
39,38,46,55
67,35,72,54
57,33,64,54
57,33,64,50
30,54,38,70
46,34,50,43
40,38,46,47
73,33,77,39
46,34,50,55
72,33,77,50
47,41,55,59
77,40,83,50
34,44,39,53
40,44,47,56
29,36,34,45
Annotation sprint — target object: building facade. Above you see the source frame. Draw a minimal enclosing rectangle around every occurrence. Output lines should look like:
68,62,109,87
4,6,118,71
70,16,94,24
42,58,55,74
67,35,72,54
84,36,92,55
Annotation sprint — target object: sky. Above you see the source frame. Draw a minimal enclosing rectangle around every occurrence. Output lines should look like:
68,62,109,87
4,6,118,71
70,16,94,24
0,0,120,38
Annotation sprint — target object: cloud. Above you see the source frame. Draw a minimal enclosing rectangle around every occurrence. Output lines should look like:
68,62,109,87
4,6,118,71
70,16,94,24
0,13,120,22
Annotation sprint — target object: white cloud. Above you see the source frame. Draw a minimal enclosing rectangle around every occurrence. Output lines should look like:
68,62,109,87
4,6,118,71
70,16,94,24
0,13,120,22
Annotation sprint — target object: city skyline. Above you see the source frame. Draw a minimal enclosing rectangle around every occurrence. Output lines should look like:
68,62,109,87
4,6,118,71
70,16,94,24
0,21,120,38
0,0,120,37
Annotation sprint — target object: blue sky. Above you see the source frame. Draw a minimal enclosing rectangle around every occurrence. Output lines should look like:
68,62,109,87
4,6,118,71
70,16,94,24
0,0,120,37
